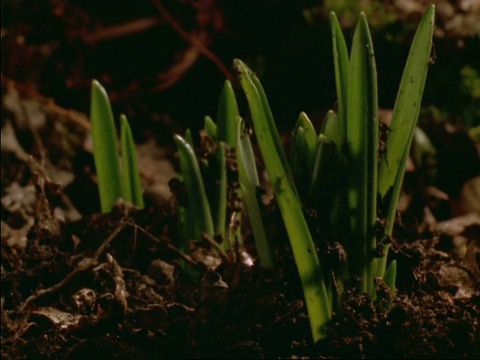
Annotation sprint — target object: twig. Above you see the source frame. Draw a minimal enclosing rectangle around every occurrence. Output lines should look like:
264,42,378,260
128,221,198,267
105,253,128,316
18,265,80,313
151,46,200,92
18,222,127,312
151,0,235,83
92,222,128,260
84,17,165,44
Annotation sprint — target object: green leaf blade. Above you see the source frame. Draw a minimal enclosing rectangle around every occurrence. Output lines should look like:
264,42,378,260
120,115,144,209
247,68,299,199
90,80,122,213
378,5,435,201
204,115,217,140
321,110,344,148
174,134,214,240
330,11,350,136
376,6,435,281
291,112,318,198
237,117,274,268
346,13,378,293
235,58,331,341
217,80,239,148
291,112,318,171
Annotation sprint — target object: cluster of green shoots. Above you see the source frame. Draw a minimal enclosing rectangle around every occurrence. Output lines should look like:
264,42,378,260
90,80,144,213
90,6,435,343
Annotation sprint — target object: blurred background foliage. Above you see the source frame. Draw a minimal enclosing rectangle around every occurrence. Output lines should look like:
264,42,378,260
2,0,479,138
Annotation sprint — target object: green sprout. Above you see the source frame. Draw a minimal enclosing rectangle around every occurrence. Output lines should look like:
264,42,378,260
173,133,214,242
172,82,234,251
235,59,332,341
236,116,275,268
233,5,435,342
173,80,274,268
90,80,144,213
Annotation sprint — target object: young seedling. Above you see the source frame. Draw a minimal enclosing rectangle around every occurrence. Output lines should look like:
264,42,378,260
173,79,275,269
235,59,332,341
121,115,144,209
173,133,214,242
233,4,435,342
236,116,275,268
291,112,318,201
172,83,234,250
90,80,144,213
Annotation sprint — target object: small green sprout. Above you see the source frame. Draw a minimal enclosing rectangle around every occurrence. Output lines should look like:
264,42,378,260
90,80,144,213
173,79,276,269
236,116,275,268
291,112,318,200
172,82,235,250
174,134,214,242
121,115,144,209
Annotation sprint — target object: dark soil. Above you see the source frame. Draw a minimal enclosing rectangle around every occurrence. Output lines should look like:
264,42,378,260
2,1,480,359
2,105,479,359
1,183,479,359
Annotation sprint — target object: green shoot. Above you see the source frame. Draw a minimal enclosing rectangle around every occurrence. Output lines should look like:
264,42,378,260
236,117,274,268
172,81,238,251
376,4,436,278
120,115,144,209
345,12,378,295
217,80,239,148
90,80,122,213
90,80,144,213
213,80,238,248
174,134,214,241
204,115,217,140
330,12,349,137
291,112,318,200
235,58,332,341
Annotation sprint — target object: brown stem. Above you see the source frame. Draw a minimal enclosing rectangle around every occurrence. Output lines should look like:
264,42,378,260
84,17,165,44
151,0,235,83
18,222,127,312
